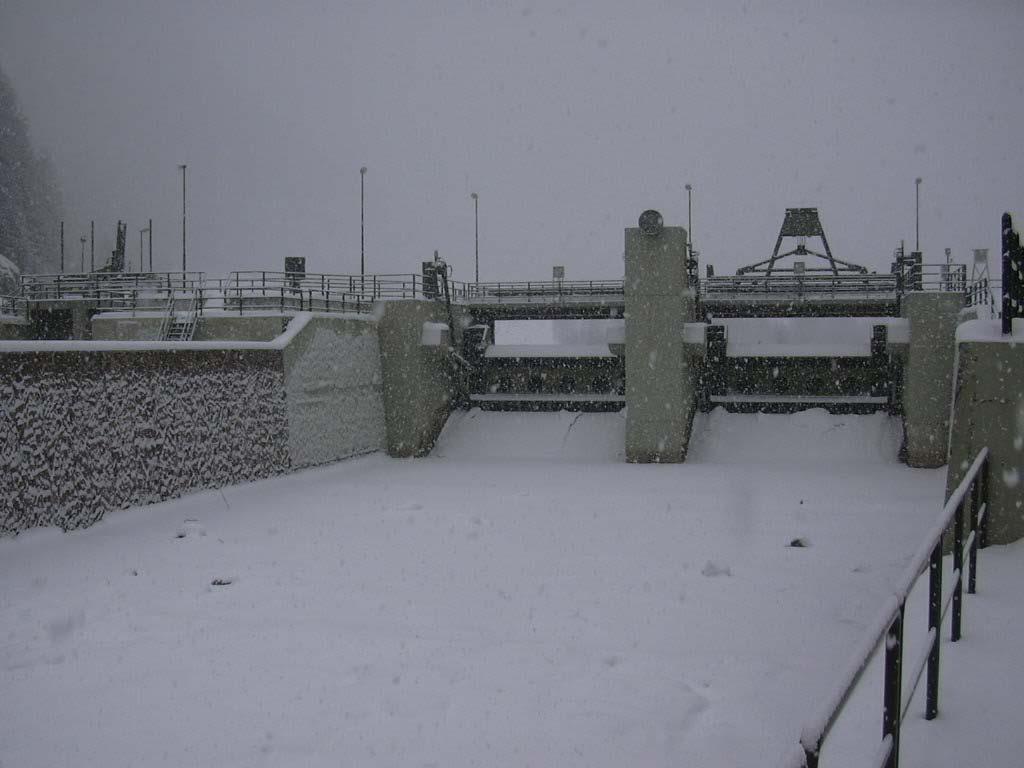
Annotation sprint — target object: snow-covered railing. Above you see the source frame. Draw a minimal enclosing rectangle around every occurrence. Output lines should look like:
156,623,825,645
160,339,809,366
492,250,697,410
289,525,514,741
967,277,1001,317
702,273,899,298
20,271,208,300
457,279,625,302
211,282,374,315
893,262,967,294
784,447,990,768
229,271,426,302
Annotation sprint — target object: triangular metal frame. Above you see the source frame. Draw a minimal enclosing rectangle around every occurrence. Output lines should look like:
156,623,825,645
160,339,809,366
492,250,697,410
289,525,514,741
737,208,867,277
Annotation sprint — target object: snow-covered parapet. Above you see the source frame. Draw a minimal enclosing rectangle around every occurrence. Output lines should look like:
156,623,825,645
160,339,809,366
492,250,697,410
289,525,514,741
955,317,1024,343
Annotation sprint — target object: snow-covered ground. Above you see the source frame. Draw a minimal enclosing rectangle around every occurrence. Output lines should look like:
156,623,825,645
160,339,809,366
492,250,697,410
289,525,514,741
3,408,1015,767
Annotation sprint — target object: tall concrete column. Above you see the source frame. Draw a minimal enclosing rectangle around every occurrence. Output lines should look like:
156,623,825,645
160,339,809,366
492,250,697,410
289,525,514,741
946,333,1024,544
377,300,457,457
70,305,93,340
624,211,697,462
900,292,964,467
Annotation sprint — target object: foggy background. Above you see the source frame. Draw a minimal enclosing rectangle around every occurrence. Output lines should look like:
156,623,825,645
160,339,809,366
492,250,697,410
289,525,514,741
1,0,1021,281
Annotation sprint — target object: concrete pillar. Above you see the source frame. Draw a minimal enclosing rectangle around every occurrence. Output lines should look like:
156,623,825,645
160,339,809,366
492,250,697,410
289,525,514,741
900,292,964,467
946,334,1024,543
624,212,697,462
70,305,93,340
377,300,457,457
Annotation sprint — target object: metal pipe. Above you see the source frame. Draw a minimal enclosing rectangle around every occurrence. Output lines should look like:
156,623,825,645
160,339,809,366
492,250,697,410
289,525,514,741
471,192,479,283
360,166,367,278
915,177,922,253
179,164,187,272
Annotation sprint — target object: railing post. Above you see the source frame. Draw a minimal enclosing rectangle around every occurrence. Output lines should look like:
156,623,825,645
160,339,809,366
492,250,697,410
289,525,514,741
969,473,980,594
883,604,904,768
926,540,943,720
980,455,990,549
952,497,964,642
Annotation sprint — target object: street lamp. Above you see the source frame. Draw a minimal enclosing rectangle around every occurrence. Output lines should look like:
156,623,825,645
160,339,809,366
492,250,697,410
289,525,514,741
179,164,188,272
360,166,367,280
79,236,86,273
915,177,922,253
685,183,693,260
471,192,479,283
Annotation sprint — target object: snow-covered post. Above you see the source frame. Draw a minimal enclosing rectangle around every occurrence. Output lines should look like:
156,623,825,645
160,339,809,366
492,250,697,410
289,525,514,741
624,210,697,462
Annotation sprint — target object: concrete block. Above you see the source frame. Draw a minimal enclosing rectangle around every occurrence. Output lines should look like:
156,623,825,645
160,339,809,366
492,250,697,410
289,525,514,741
947,338,1024,543
624,221,697,462
901,292,964,467
377,300,457,457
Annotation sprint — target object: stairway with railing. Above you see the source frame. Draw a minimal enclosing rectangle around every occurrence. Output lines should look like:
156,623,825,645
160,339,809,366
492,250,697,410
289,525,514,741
159,289,200,341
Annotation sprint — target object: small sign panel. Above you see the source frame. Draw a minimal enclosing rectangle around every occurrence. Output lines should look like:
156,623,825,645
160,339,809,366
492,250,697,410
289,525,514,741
553,266,565,280
284,257,306,276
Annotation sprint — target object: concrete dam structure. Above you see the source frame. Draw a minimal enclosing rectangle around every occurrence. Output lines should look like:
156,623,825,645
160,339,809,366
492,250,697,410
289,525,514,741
1,207,1022,543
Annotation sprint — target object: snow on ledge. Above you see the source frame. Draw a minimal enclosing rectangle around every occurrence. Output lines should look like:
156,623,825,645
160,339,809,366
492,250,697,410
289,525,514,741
484,344,615,359
956,318,1024,344
420,322,450,346
0,312,342,353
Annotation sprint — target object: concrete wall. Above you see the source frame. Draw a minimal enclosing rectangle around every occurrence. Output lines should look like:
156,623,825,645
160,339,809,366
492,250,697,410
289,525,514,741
946,337,1024,544
624,223,698,462
0,320,31,340
0,348,290,534
195,315,290,342
92,313,291,342
91,315,163,341
282,315,385,467
1,314,388,535
377,300,457,457
900,292,964,466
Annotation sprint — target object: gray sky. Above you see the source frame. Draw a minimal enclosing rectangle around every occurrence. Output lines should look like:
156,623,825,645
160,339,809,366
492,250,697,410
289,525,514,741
1,0,1022,281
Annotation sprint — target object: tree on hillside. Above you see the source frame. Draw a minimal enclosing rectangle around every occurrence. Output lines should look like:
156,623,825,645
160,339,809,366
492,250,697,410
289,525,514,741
0,64,63,286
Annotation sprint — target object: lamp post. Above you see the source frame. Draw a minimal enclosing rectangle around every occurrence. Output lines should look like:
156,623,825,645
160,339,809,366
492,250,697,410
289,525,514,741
471,192,479,283
360,166,367,280
79,236,86,273
179,164,187,272
685,183,693,259
915,177,922,253
90,220,95,272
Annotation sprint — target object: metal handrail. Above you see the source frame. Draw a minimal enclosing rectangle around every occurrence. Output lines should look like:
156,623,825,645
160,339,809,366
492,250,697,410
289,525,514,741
20,271,208,301
787,447,990,768
203,284,374,316
703,273,898,296
0,294,28,320
228,271,425,301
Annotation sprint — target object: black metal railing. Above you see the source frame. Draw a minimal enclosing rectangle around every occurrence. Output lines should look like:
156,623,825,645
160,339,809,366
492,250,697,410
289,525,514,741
702,273,899,298
20,271,208,301
458,279,625,301
228,271,426,302
967,276,1001,316
1002,212,1023,334
204,284,373,315
788,447,990,768
0,294,28,320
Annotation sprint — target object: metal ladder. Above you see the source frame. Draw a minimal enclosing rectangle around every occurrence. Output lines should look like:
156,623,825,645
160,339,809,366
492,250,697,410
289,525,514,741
159,288,200,341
